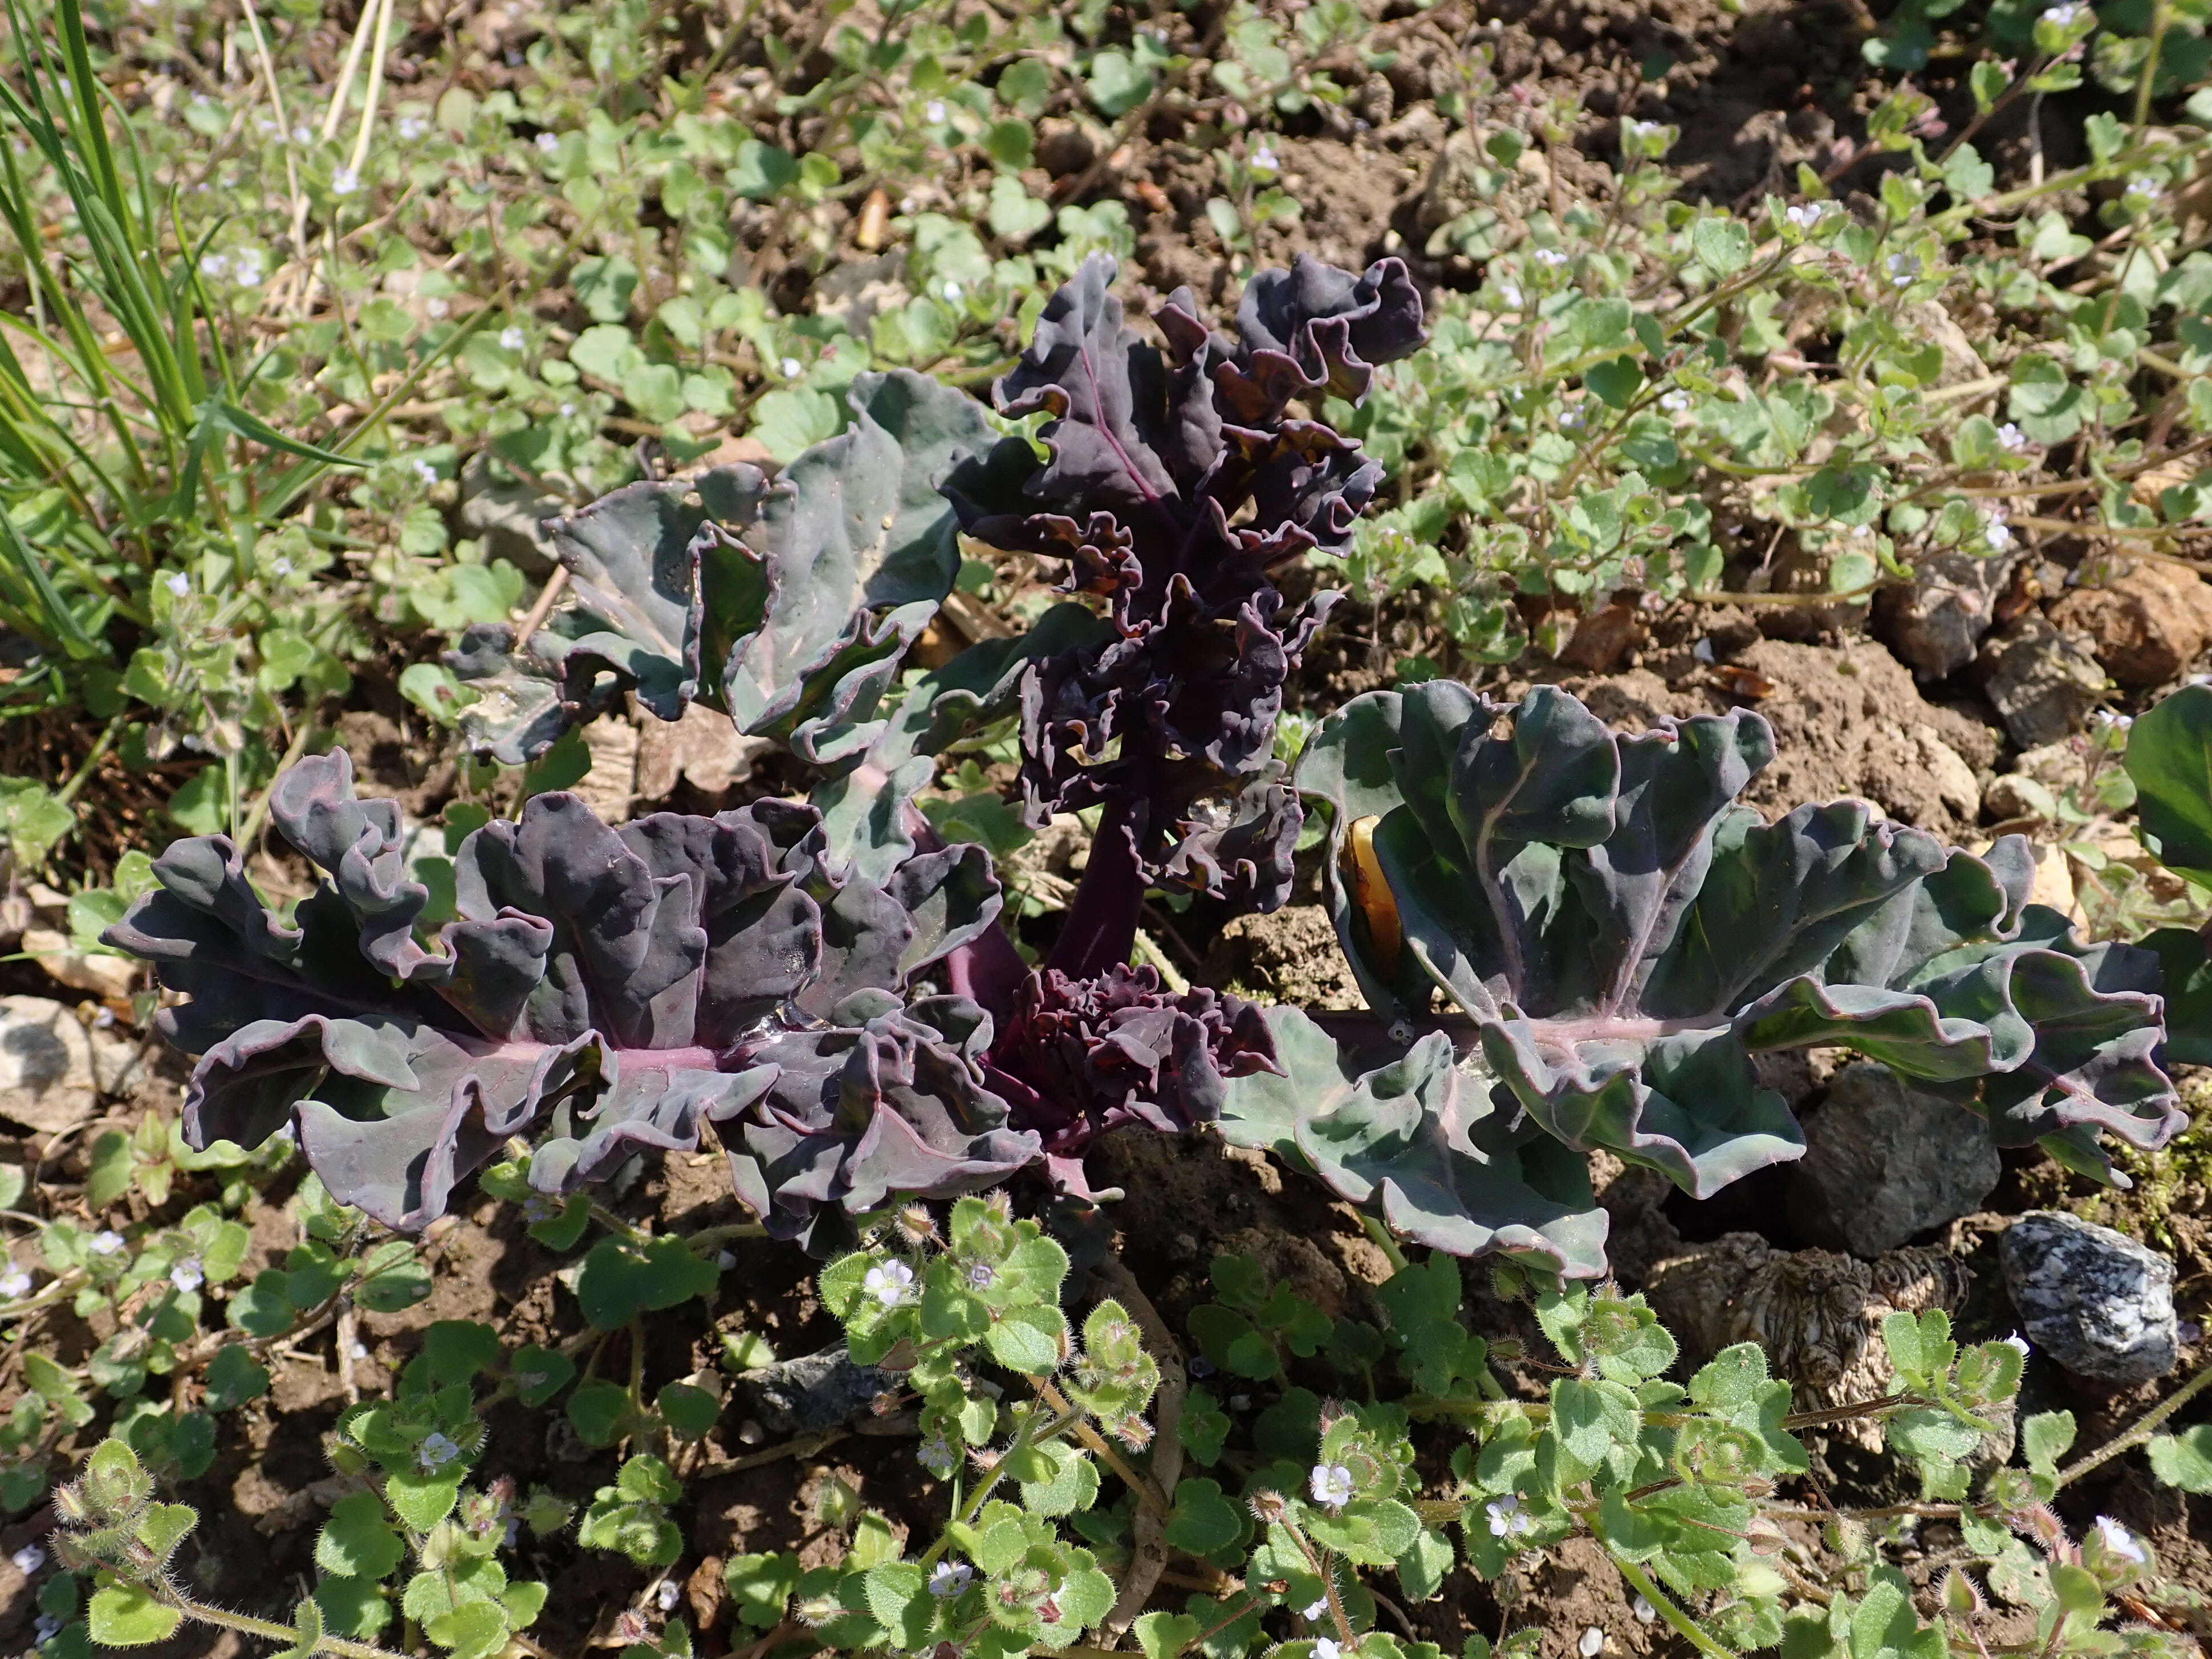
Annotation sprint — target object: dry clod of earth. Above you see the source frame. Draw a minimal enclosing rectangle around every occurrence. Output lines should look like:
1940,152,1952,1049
1879,546,2024,680
1644,1234,1973,1450
0,994,101,1135
1553,638,1994,839
1205,905,1367,1012
632,698,774,801
1975,615,2112,749
2048,557,2212,687
1787,1062,2003,1258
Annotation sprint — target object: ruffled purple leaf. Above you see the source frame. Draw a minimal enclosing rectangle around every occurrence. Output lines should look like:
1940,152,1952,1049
105,749,1037,1241
989,963,1282,1153
950,252,1424,940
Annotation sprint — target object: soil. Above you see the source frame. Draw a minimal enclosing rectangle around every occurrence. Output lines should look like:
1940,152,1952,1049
9,0,2212,1653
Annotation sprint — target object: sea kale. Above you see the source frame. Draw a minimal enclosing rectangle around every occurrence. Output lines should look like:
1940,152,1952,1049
108,253,2180,1281
1287,683,2183,1203
105,751,1032,1246
950,252,1425,978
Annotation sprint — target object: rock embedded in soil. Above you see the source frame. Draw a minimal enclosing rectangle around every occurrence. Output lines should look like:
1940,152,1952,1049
1880,547,2021,680
738,1346,897,1434
0,995,97,1135
1975,616,2109,749
2047,558,2212,686
2000,1211,2178,1382
1786,1063,2002,1257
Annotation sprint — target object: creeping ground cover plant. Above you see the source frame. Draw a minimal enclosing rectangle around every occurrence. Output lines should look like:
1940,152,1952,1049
103,253,2184,1277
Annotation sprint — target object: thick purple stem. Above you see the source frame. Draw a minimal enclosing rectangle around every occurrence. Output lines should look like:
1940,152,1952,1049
1045,794,1143,982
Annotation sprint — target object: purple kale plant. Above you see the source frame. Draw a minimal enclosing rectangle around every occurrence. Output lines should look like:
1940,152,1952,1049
951,252,1426,983
107,750,1031,1245
100,249,2183,1281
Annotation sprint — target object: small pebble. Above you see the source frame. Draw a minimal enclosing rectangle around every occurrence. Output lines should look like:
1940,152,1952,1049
1579,1629,1604,1658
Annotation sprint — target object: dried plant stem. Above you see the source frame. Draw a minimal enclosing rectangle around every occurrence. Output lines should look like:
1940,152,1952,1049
1098,1254,1187,1641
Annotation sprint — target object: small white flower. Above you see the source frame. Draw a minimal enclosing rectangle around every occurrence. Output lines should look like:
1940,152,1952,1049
558,401,577,417
331,166,360,196
1633,1597,1656,1625
1984,513,2014,551
1251,143,1279,172
255,114,279,135
924,99,946,124
1309,1462,1355,1511
1314,1641,1342,1659
520,1195,555,1223
416,1431,461,1471
864,1259,916,1306
349,1340,369,1359
200,251,229,278
165,572,190,597
1579,1629,1604,1658
1661,390,1691,413
1785,202,1832,230
290,124,313,145
1485,1494,1534,1536
2095,1515,2146,1566
928,1561,974,1598
941,279,963,302
2042,1,2088,25
1497,281,1523,308
2126,173,2163,198
0,1266,31,1299
33,1613,60,1644
501,326,526,351
716,1250,737,1269
426,297,450,319
1302,1600,1329,1622
1885,252,1921,287
413,459,440,485
397,115,426,140
270,556,293,578
1997,421,2031,454
2093,709,2133,733
1627,119,1665,143
90,1230,127,1255
12,1544,45,1575
656,1580,681,1612
1533,247,1567,267
2000,1331,2031,1358
536,132,559,153
235,254,263,288
780,355,803,378
169,1257,204,1294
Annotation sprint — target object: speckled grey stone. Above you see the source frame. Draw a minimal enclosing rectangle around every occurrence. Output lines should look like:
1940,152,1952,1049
1790,1063,2001,1257
1999,1211,2177,1382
